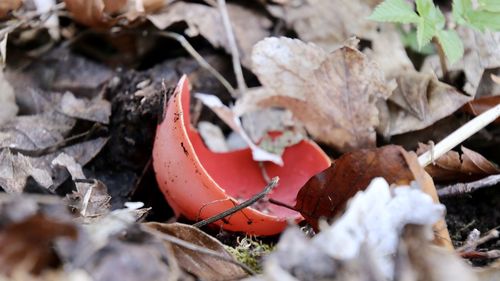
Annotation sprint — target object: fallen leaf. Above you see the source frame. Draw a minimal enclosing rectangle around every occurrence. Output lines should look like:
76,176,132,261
63,0,165,27
248,37,393,152
462,95,500,124
64,0,125,27
52,153,111,219
422,27,500,97
377,71,472,137
0,149,53,193
0,137,108,193
295,144,453,250
0,0,22,19
59,92,111,124
241,107,298,143
145,222,248,281
39,137,109,190
0,71,18,126
266,0,379,52
0,199,77,275
195,93,283,165
82,239,174,281
417,144,500,183
0,112,76,152
296,145,416,229
147,2,271,67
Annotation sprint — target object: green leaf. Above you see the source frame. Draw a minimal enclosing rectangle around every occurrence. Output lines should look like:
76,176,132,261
452,0,500,31
400,28,435,54
417,17,435,49
436,29,464,65
478,0,500,12
452,0,469,25
465,10,500,31
368,0,420,23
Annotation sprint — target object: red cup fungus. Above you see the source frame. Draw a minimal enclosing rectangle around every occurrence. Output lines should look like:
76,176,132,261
152,75,330,235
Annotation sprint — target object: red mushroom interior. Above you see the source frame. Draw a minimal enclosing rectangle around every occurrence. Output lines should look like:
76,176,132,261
180,85,330,219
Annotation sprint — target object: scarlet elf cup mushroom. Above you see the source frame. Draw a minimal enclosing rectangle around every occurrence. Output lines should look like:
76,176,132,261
152,76,330,235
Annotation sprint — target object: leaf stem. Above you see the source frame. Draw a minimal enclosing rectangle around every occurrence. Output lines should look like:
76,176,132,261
433,37,449,81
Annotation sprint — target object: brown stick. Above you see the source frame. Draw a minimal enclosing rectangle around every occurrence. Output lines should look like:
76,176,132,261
193,177,279,228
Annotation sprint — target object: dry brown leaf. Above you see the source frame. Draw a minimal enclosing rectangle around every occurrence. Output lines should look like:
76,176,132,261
417,144,500,183
0,71,18,126
145,222,247,281
0,213,77,275
267,0,379,52
147,2,271,67
52,153,111,219
59,92,111,124
423,27,500,97
248,37,392,152
0,137,108,193
0,0,22,19
64,0,165,27
0,149,53,193
462,96,500,123
0,112,76,151
377,71,472,137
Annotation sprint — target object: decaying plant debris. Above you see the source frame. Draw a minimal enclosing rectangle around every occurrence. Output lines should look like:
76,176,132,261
0,0,499,280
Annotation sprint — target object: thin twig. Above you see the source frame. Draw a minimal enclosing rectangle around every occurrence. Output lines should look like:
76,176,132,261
460,250,500,259
193,177,279,228
155,31,237,97
458,228,499,253
438,174,500,198
418,104,500,167
141,225,256,275
217,0,247,97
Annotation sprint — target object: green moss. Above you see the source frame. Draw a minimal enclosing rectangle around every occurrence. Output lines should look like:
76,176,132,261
224,236,275,273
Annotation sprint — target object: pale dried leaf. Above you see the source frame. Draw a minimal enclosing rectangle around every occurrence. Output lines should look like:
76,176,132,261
60,92,111,124
422,27,500,97
147,2,271,67
145,222,247,281
198,121,229,153
195,93,283,165
250,37,392,152
39,137,108,190
241,108,298,143
0,149,53,193
377,71,472,137
365,25,415,78
267,0,379,52
0,112,75,151
0,71,18,126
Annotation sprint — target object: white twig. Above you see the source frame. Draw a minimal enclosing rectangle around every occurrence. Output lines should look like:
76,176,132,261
217,0,247,97
418,104,500,167
438,174,500,197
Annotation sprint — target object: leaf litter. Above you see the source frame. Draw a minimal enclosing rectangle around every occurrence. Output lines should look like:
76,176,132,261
0,0,499,280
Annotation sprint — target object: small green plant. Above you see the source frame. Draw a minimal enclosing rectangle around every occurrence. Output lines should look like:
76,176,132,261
368,0,500,66
224,236,275,273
